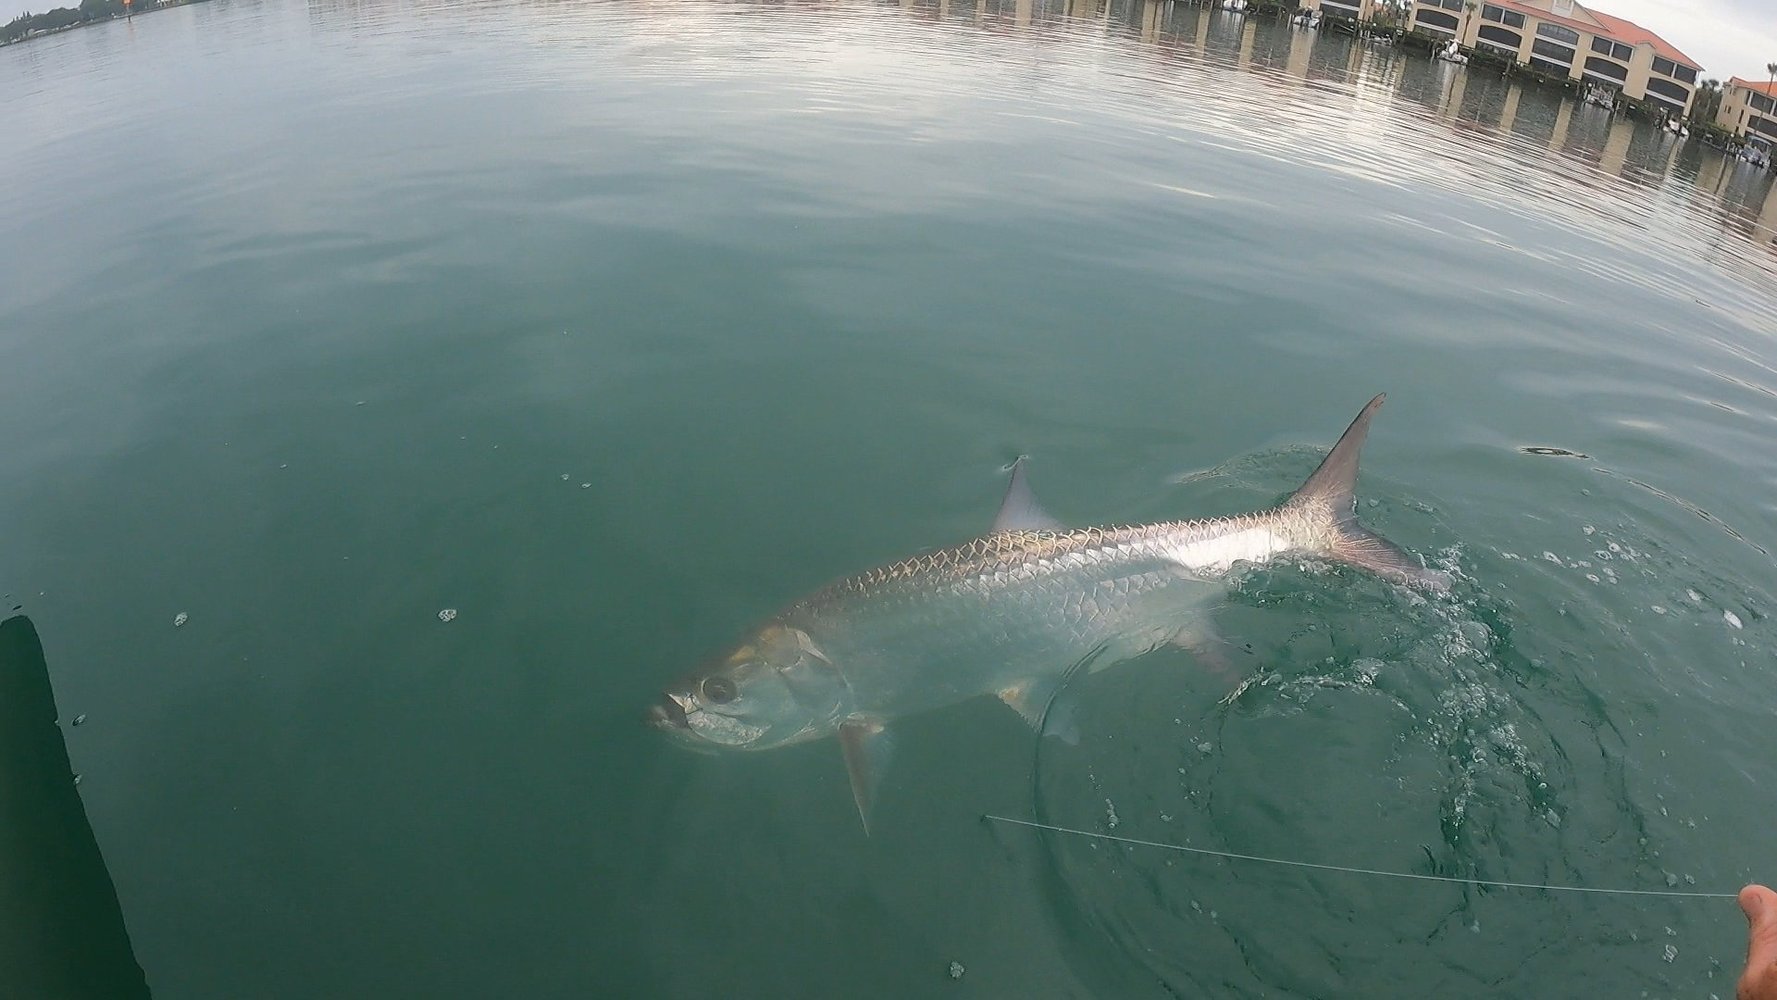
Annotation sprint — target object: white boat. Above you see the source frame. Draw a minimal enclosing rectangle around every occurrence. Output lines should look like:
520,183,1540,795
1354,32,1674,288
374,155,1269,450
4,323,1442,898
1581,84,1614,110
1219,0,1247,11
1434,39,1467,64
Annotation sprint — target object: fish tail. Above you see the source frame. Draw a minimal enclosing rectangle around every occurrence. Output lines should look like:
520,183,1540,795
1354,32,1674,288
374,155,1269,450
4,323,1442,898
1286,394,1450,591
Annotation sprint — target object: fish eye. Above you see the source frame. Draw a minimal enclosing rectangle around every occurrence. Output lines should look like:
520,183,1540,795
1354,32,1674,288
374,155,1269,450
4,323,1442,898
701,677,738,704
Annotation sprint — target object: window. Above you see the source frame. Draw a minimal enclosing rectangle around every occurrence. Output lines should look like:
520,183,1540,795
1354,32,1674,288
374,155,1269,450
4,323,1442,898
1535,22,1579,45
1528,56,1570,76
1477,24,1521,49
1531,38,1575,63
1754,93,1776,115
1672,64,1696,84
1437,0,1464,11
1415,8,1460,30
1753,115,1777,138
1582,57,1627,80
1480,4,1524,26
1651,56,1674,76
1645,78,1690,101
1589,37,1631,60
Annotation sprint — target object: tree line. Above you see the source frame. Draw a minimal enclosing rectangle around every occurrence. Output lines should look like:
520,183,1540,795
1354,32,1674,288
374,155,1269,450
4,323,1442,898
2,0,205,44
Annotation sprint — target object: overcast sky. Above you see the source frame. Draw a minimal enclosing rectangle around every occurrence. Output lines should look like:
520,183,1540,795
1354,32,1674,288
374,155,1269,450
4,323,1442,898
1602,0,1777,83
0,0,1773,83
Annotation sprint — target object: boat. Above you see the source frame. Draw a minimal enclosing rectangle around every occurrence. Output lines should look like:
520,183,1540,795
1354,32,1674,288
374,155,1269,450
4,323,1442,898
1434,39,1467,64
1218,0,1247,11
1581,83,1614,110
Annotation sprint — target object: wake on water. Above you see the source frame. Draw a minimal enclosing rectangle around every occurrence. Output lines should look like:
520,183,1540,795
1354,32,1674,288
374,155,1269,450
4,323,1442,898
1001,452,1762,996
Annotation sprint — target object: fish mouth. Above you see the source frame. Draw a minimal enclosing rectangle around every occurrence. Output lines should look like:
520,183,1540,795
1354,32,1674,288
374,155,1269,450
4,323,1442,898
649,693,690,730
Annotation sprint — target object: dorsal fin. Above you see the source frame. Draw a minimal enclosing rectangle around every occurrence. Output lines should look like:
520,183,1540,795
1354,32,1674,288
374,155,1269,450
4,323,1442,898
1287,393,1385,520
991,458,1064,534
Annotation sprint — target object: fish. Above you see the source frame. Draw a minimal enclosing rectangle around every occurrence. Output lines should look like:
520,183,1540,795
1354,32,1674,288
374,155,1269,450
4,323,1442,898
650,394,1447,832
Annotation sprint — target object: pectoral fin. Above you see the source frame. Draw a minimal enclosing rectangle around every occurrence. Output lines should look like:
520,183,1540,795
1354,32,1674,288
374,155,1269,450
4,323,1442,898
1169,622,1245,689
838,718,893,836
997,680,1080,745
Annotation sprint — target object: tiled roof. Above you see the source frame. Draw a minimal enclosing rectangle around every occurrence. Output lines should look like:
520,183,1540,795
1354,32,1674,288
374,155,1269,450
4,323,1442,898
1728,78,1777,97
1485,0,1606,39
1481,0,1699,71
1584,8,1698,70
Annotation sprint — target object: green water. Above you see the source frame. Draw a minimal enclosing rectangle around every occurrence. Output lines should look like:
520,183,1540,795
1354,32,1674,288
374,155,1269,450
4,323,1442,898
4,0,1777,996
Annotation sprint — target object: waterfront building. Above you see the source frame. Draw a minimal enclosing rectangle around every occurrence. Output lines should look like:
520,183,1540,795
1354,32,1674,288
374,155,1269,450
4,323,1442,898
1300,0,1378,21
1407,0,1700,116
1717,79,1777,143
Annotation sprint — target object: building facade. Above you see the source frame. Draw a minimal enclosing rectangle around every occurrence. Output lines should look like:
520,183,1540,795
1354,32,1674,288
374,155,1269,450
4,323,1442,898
1407,0,1700,116
1717,79,1777,142
1301,0,1377,21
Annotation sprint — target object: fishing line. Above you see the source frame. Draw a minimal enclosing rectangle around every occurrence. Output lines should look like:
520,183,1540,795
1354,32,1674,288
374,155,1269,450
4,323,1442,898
982,814,1739,899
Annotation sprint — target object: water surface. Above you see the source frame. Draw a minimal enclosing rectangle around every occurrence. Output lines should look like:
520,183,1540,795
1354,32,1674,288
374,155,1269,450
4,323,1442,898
3,1,1777,996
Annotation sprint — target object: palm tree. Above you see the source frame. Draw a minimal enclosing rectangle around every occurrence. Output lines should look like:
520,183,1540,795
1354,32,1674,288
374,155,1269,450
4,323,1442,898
1768,61,1776,94
1692,78,1721,124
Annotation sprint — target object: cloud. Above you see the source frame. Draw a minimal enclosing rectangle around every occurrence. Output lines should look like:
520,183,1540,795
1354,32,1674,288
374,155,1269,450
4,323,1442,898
1595,0,1777,79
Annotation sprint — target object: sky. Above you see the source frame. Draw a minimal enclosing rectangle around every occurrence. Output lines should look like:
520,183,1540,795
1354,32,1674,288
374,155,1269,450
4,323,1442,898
0,0,1772,83
1601,0,1777,84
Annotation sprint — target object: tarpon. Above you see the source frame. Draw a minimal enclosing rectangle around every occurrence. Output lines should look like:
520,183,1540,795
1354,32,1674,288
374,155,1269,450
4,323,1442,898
651,394,1447,831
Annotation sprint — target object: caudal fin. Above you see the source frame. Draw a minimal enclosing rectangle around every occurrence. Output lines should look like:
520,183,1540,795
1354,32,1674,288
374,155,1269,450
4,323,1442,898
1287,394,1450,591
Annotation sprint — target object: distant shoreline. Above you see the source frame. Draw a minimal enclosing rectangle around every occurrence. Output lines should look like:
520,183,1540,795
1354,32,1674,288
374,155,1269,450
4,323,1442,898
1,0,209,48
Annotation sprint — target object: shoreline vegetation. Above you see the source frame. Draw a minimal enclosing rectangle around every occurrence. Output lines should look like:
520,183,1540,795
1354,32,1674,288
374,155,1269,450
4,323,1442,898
1,0,208,45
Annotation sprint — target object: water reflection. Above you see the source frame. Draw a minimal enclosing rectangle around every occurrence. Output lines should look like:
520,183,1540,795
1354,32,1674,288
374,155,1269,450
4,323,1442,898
303,0,1777,291
9,2,1776,994
0,615,151,999
830,0,1777,255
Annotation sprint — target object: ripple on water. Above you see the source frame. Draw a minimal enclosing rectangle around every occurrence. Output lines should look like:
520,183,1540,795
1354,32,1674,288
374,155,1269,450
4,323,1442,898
4,1,1774,996
1023,455,1757,994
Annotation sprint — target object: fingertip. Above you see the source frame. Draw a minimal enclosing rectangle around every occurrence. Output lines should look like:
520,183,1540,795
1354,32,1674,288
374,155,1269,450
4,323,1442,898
1743,884,1777,921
